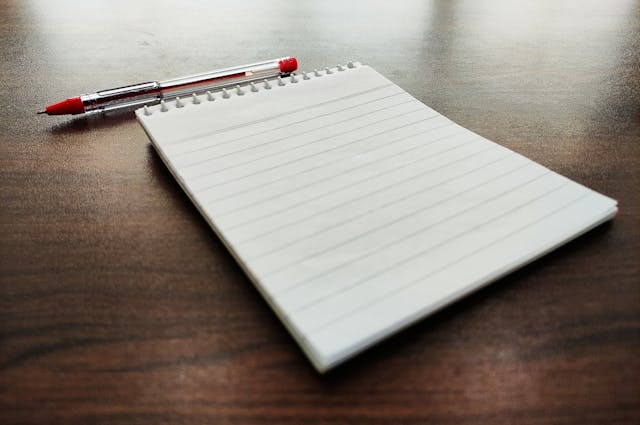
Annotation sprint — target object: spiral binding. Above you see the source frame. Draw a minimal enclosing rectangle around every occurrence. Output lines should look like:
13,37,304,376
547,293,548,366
143,62,358,116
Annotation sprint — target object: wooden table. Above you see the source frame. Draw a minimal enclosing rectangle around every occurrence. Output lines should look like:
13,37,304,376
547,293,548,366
1,1,638,423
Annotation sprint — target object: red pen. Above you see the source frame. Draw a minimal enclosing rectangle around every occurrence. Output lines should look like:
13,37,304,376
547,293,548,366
38,56,298,116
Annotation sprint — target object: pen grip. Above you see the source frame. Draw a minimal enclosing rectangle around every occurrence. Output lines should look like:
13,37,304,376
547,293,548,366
82,81,160,112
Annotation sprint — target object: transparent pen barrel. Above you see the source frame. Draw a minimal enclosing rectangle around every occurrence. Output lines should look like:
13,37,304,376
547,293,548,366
158,63,284,97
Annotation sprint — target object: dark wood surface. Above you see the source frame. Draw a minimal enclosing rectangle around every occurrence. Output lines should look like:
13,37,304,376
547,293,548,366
1,1,638,423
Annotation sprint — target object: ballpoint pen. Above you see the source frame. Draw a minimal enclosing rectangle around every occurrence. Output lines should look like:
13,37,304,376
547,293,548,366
38,56,298,115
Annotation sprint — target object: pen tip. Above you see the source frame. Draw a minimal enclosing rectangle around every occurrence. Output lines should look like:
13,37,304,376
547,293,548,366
37,110,46,115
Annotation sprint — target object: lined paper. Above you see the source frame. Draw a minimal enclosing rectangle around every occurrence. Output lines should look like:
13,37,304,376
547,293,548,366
137,63,617,372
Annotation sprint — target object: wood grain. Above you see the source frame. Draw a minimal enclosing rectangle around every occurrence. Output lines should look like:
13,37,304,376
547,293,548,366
1,1,638,424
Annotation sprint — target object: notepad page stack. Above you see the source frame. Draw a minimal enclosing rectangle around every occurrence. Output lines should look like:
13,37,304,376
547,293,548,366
136,62,617,372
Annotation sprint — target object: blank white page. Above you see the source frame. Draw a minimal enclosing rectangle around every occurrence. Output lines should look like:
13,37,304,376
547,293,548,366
136,63,617,372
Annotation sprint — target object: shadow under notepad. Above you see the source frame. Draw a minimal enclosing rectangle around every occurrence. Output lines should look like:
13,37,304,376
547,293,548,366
145,143,220,236
316,220,616,381
144,137,617,379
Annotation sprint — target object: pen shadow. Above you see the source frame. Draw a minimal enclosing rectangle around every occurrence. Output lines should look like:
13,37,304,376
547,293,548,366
48,108,136,135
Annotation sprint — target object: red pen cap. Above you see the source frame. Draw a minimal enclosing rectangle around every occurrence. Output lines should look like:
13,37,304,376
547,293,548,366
279,57,298,73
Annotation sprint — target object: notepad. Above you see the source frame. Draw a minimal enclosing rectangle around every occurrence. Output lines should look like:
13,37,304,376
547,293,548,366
136,62,617,372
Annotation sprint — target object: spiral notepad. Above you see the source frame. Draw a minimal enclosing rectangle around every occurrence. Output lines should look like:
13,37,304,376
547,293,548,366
136,62,617,372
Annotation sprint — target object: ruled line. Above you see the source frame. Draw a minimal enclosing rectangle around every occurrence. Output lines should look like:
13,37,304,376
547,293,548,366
165,82,395,146
219,130,481,229
192,115,441,193
307,189,588,334
229,130,475,238
240,151,517,258
186,106,427,182
272,169,553,294
179,97,417,168
227,135,482,243
261,154,530,280
203,121,459,206
295,177,568,317
172,90,407,157
216,121,460,220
